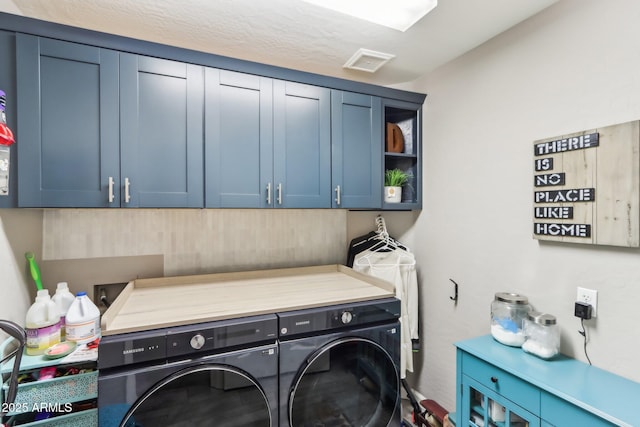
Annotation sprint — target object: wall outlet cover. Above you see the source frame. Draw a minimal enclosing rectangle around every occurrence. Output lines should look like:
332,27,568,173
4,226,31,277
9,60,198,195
576,287,598,318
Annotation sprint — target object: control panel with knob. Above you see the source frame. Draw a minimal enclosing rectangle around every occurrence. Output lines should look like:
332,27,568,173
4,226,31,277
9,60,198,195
276,297,400,337
341,311,353,324
190,334,206,350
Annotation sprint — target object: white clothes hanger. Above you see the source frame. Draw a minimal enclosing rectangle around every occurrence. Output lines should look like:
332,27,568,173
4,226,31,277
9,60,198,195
370,216,401,247
355,248,416,267
355,216,415,267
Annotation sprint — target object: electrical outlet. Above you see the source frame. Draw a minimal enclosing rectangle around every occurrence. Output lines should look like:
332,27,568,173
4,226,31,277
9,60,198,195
576,287,598,318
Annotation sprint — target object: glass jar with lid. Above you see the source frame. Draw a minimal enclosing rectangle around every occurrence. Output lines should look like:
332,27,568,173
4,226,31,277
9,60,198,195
490,292,531,347
522,311,560,359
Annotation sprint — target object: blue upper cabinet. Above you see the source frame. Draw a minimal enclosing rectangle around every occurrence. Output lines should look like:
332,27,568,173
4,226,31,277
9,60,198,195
331,91,382,209
383,99,423,210
9,14,423,210
272,80,331,208
206,74,331,208
16,36,204,208
205,69,273,208
16,34,120,207
120,53,204,208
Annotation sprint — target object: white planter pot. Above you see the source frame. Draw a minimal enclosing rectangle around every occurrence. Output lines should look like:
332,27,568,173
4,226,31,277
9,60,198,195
384,186,402,203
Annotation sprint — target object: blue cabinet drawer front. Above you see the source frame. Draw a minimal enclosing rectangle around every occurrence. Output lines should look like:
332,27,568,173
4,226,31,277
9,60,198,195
462,352,540,413
541,391,615,427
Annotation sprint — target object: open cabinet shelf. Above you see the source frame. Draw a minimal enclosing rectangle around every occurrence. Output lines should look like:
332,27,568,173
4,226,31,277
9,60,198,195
383,100,422,210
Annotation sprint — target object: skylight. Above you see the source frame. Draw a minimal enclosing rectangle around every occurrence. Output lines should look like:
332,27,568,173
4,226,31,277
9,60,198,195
302,0,437,32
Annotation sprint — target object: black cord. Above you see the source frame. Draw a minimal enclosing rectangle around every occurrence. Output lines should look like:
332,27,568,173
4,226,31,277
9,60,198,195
578,318,592,365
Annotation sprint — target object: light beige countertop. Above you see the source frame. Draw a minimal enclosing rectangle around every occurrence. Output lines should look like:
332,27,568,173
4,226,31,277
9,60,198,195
101,264,395,335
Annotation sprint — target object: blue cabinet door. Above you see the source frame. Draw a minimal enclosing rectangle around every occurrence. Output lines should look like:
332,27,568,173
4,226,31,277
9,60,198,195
16,34,119,207
273,80,331,208
331,91,382,209
120,54,204,208
205,69,273,208
541,391,616,427
461,375,541,427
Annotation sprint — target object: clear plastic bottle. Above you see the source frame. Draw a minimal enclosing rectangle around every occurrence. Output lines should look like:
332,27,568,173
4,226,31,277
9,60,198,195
65,291,101,344
522,312,560,359
490,292,532,347
25,289,61,355
52,282,75,341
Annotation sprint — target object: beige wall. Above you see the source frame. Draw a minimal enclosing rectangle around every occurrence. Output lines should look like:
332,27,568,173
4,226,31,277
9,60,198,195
0,0,19,14
1,208,418,320
39,209,350,296
0,209,42,340
42,209,347,274
408,0,640,410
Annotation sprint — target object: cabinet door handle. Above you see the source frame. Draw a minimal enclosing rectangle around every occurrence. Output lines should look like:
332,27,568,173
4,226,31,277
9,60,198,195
277,183,282,205
108,176,115,203
266,183,272,205
335,185,341,206
124,177,131,204
490,376,498,383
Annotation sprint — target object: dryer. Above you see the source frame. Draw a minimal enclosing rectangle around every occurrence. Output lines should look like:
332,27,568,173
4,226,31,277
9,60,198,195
278,297,401,427
98,314,278,427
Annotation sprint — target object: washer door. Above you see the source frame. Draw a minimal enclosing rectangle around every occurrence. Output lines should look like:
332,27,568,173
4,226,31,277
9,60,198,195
120,365,272,427
289,337,399,427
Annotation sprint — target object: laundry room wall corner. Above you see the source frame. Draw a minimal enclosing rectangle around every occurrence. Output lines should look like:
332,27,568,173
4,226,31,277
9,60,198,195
410,0,640,412
0,209,42,335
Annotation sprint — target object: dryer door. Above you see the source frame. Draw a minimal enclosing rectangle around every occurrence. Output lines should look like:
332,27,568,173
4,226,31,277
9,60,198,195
288,337,399,427
119,364,272,427
99,342,278,427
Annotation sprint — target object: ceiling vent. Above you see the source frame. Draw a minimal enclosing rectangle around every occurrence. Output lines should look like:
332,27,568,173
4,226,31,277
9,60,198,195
343,48,395,73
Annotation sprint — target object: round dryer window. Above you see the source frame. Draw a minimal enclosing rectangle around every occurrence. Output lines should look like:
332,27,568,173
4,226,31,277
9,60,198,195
289,338,399,427
120,365,272,426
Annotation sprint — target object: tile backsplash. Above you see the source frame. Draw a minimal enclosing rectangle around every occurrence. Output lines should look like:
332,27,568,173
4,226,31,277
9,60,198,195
43,209,347,276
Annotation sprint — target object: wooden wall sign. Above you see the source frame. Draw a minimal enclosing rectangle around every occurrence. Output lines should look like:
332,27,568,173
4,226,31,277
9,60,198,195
533,120,640,247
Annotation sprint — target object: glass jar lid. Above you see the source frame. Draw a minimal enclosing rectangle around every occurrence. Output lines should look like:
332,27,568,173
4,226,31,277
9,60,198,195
494,292,529,305
528,311,557,325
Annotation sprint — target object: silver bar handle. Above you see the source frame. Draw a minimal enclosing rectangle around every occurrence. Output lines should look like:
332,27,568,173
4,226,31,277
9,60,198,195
266,182,272,205
108,176,115,203
335,185,341,206
277,183,282,205
124,177,131,204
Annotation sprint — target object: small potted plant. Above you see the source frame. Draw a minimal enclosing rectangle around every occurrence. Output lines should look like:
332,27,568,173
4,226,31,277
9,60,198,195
384,168,411,203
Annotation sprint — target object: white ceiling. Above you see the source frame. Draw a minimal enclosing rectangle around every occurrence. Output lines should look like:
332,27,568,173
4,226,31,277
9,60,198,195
4,0,558,86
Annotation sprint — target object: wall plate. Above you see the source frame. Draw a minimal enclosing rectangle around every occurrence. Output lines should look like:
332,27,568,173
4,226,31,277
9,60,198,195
576,287,598,318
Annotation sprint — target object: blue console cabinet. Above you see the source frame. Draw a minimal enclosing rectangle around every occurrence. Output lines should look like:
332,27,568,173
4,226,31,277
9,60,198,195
456,335,640,427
